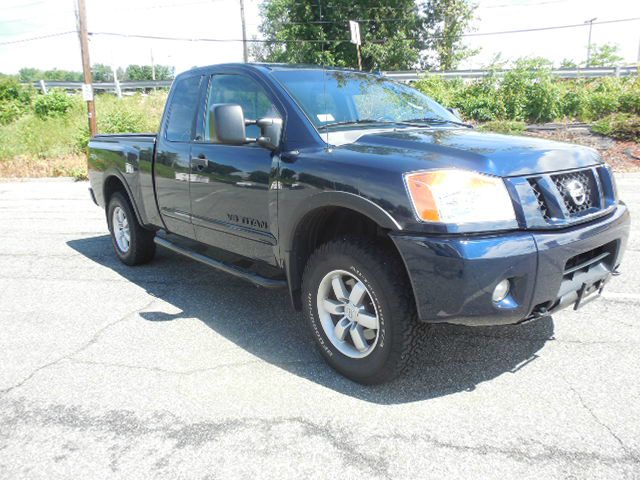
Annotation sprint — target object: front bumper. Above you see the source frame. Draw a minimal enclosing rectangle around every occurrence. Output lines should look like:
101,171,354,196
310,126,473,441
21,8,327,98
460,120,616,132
390,204,630,326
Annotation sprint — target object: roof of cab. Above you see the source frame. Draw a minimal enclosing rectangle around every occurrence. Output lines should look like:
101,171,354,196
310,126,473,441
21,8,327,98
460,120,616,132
178,63,364,76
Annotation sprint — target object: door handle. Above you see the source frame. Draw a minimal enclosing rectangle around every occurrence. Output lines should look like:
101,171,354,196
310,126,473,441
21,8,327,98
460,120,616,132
192,155,208,171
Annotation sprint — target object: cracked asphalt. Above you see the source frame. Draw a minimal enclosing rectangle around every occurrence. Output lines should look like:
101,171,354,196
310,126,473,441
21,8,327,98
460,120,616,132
0,175,639,479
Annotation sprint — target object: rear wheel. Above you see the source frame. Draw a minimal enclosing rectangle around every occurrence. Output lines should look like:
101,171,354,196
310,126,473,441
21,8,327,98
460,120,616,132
107,192,156,265
302,236,426,384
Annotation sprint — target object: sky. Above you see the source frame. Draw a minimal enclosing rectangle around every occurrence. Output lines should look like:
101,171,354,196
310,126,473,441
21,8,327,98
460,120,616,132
0,0,638,75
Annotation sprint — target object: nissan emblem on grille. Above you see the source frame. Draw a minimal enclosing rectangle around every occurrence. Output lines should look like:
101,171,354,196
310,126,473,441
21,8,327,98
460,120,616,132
565,179,587,206
550,169,597,217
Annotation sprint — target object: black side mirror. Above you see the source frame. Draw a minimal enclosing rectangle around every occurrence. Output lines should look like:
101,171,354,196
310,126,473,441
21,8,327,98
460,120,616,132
209,104,283,151
209,104,248,145
256,117,283,151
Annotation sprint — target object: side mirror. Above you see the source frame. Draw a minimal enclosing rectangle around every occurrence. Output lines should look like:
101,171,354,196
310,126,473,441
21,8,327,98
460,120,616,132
256,117,283,151
209,104,248,145
209,104,283,151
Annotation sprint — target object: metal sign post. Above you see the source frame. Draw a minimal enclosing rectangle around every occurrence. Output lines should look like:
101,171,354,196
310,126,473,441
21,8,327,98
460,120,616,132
349,20,362,71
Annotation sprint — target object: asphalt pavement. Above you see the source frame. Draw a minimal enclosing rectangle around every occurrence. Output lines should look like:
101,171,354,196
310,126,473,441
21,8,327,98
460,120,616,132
0,175,639,479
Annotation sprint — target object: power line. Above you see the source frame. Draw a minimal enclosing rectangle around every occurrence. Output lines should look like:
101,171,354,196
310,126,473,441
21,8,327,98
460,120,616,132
2,16,638,47
88,16,640,44
0,11,75,25
0,30,76,46
91,0,241,11
461,16,640,37
480,0,570,8
0,1,50,11
245,18,420,26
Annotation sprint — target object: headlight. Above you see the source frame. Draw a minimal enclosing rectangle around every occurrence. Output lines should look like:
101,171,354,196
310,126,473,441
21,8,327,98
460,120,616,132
404,169,517,226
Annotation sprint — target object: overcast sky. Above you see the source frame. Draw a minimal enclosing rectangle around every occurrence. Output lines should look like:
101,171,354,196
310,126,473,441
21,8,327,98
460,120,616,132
0,0,638,74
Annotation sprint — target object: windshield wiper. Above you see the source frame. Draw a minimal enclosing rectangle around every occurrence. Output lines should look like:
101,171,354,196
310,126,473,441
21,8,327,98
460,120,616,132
319,119,394,129
402,118,473,128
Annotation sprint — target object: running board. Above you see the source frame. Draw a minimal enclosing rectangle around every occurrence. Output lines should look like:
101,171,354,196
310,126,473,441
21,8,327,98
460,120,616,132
154,237,286,289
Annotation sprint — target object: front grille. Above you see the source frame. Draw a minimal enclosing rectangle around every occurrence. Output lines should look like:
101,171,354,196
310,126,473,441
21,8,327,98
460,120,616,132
563,242,615,279
512,166,616,227
551,169,599,216
528,178,551,220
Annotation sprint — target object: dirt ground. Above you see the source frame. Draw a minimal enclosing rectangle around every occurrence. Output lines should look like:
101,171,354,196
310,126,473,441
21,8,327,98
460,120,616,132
525,126,640,172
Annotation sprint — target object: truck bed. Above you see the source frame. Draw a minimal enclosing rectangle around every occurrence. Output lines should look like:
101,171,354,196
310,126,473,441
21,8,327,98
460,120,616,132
88,133,160,227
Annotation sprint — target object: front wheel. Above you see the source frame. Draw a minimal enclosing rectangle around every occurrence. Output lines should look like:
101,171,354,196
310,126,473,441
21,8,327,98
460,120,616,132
301,236,426,384
107,192,156,266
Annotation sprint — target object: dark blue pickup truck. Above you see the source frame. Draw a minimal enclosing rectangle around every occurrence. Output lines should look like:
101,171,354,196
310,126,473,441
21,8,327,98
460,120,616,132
88,63,630,383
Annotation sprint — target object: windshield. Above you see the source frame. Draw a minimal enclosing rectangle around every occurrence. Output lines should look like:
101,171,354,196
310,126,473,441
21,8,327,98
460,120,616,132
272,69,458,130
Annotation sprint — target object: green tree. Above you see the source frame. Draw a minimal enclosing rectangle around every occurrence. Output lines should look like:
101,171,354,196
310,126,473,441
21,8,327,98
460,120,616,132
254,0,424,70
92,64,114,82
124,64,175,81
559,58,578,69
42,69,83,81
18,67,40,82
18,68,83,82
419,0,478,70
587,43,624,67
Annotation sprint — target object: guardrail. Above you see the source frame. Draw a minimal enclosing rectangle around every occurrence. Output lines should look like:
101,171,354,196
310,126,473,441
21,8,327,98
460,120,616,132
383,66,638,82
30,80,173,93
29,66,639,93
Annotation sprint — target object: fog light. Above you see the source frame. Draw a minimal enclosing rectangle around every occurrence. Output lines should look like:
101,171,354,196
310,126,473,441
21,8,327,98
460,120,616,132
492,279,511,303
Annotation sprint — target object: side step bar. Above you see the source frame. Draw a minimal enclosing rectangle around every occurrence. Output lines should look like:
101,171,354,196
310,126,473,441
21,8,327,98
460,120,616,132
154,237,287,289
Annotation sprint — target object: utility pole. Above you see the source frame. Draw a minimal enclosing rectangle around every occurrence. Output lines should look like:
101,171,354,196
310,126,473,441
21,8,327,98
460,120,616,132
239,0,248,63
76,0,97,136
585,17,597,67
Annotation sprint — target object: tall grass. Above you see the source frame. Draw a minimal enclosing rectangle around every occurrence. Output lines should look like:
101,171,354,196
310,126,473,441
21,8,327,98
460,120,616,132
0,90,167,178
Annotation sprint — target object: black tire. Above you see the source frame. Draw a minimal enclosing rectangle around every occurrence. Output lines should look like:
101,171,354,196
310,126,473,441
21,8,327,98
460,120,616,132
301,236,426,384
106,191,156,266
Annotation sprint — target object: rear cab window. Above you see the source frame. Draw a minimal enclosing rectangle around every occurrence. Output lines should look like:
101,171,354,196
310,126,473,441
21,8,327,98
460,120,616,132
165,75,202,142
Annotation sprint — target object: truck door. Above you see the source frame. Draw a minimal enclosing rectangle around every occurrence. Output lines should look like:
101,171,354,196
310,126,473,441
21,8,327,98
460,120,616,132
154,73,203,238
189,73,281,265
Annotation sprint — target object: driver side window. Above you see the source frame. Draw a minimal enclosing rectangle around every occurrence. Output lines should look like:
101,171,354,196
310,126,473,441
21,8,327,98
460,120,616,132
205,74,280,141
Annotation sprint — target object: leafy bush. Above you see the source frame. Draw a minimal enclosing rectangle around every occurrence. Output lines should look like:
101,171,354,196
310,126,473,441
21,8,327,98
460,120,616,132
619,79,640,115
457,76,507,121
0,78,33,125
413,76,464,108
0,78,31,103
414,63,640,125
498,58,560,122
34,90,75,118
584,78,623,120
591,113,640,141
557,82,589,119
0,101,24,125
478,120,526,135
73,91,166,151
100,108,148,133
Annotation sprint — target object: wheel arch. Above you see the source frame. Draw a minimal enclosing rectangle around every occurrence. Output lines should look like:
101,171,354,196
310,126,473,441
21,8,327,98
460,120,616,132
103,173,147,228
282,192,404,310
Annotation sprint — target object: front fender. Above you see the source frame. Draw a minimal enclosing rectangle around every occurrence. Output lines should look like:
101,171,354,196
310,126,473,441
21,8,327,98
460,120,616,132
281,190,402,255
279,190,403,310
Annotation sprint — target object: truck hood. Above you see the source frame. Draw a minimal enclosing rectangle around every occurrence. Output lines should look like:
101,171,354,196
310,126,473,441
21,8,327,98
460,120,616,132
335,128,602,177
